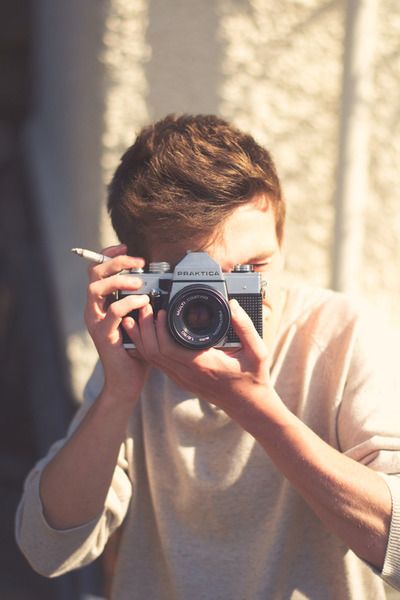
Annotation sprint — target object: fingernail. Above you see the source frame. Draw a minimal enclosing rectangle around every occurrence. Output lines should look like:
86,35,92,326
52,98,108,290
230,299,239,312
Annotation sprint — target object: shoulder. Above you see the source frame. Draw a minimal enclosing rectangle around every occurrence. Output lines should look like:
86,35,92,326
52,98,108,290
281,283,360,336
281,282,400,365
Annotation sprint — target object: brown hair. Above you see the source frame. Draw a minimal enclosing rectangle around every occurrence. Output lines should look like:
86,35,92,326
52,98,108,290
107,114,285,261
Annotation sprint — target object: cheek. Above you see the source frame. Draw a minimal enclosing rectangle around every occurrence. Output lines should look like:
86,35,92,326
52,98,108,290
262,296,273,314
262,281,281,312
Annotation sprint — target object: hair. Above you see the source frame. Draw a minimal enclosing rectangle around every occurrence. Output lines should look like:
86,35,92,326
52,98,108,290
107,114,285,261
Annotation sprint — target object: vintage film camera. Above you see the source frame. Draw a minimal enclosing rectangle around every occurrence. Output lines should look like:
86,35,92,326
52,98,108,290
116,251,264,350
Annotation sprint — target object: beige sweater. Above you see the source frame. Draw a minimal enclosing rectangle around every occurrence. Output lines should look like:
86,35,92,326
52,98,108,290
16,285,400,599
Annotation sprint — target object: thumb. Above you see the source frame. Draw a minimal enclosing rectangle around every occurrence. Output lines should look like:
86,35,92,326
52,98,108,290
229,299,266,359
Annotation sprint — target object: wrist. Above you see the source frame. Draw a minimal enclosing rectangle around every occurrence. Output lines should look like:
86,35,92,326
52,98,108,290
100,380,142,410
100,358,148,407
223,385,293,438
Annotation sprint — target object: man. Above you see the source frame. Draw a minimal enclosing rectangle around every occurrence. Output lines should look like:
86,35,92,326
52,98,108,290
16,114,400,599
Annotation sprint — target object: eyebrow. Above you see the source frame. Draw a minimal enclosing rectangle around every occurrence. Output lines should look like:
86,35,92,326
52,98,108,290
247,255,270,263
245,248,277,263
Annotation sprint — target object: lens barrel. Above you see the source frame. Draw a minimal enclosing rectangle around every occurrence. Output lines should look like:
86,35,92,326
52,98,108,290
167,285,231,349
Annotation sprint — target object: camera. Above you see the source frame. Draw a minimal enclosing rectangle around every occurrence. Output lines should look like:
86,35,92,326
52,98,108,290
115,251,264,350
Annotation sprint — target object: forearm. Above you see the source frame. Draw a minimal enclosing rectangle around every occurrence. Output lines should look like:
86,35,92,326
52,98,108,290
40,389,137,530
38,247,149,531
225,388,392,569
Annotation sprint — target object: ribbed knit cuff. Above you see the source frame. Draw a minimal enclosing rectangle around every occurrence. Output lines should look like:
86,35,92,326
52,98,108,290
381,473,400,591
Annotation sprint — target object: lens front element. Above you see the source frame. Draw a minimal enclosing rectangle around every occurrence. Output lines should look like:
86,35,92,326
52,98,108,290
167,285,231,349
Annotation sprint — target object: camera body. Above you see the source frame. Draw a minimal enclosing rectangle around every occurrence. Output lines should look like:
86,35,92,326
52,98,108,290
116,251,264,350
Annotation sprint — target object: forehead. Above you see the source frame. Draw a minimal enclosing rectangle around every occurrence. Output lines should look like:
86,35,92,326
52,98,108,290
206,200,278,266
150,198,279,267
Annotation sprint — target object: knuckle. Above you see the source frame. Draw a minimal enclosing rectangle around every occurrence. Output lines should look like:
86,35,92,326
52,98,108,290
87,280,101,299
114,255,144,270
124,274,139,285
108,303,120,318
257,347,268,362
87,264,103,281
241,320,254,333
120,291,142,307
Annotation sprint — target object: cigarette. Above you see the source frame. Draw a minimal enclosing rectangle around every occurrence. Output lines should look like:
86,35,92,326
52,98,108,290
70,248,111,264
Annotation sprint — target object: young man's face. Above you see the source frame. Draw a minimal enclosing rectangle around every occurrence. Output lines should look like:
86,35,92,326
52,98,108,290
150,196,286,347
204,196,285,346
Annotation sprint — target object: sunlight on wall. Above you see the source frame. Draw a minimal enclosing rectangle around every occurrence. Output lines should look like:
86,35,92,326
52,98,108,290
35,0,399,399
100,0,151,246
363,0,400,325
216,0,400,330
217,0,343,287
66,0,152,398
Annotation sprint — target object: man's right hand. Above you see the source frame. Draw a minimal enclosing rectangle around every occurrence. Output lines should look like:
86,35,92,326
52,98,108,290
84,243,150,403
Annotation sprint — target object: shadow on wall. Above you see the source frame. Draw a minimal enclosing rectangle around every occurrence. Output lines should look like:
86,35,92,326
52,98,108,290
0,2,103,598
146,1,223,117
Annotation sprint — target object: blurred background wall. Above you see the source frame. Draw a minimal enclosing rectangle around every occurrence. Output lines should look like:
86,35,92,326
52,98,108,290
26,0,400,400
1,0,399,598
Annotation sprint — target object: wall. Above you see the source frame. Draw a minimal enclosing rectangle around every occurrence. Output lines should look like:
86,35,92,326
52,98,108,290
21,2,400,598
26,0,400,398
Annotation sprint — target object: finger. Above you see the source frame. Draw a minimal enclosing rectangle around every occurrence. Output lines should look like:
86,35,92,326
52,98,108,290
102,243,127,256
87,244,126,281
101,294,150,332
88,274,144,305
121,317,145,354
229,299,266,360
137,303,161,361
123,304,156,359
155,310,200,362
89,254,145,282
86,293,148,337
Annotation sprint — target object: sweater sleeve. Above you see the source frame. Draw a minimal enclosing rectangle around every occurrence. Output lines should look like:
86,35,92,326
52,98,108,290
380,474,400,591
15,362,133,577
336,313,400,590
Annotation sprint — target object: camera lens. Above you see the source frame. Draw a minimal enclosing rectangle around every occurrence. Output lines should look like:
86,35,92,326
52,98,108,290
183,301,214,333
167,285,230,349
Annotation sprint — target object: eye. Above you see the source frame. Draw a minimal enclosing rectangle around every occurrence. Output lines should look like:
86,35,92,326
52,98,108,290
250,260,271,271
